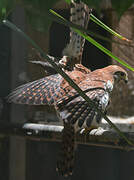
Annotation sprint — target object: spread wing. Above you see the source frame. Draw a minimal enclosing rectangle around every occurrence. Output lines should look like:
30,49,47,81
7,67,91,106
56,79,109,131
7,74,64,105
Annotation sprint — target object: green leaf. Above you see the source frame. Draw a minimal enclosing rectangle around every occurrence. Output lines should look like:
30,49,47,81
50,9,134,72
111,0,134,17
64,0,71,4
77,30,134,71
0,0,16,19
90,13,131,42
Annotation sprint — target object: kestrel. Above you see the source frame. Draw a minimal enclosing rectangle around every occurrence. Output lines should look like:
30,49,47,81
8,63,128,177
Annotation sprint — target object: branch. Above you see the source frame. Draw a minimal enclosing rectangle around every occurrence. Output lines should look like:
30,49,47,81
0,119,134,151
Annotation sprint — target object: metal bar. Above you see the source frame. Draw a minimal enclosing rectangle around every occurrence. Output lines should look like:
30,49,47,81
0,121,134,151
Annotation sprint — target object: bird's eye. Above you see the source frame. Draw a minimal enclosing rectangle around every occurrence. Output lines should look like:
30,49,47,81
114,71,125,77
120,72,125,76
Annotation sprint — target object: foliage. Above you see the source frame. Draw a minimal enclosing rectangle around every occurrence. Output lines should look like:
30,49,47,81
23,0,60,31
0,0,134,31
64,0,71,4
50,9,134,71
0,0,16,20
111,0,134,18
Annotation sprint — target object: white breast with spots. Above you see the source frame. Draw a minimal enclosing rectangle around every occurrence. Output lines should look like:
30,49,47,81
99,92,110,110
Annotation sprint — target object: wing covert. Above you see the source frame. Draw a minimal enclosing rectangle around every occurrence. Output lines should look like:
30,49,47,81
7,74,63,105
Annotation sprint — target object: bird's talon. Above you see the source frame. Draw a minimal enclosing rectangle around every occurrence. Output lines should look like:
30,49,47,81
80,128,86,134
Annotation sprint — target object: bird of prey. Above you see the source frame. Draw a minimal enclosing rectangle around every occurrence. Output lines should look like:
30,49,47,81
7,63,128,177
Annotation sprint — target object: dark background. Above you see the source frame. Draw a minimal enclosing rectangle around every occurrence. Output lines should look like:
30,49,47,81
0,5,134,180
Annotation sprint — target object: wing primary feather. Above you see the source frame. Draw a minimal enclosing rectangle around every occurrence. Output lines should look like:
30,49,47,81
8,78,48,104
57,87,105,109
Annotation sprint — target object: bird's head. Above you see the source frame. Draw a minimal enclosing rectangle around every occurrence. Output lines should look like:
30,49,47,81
113,70,128,83
111,66,128,83
103,65,128,84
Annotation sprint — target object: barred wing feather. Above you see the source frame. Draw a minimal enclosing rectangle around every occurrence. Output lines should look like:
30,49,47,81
7,74,63,105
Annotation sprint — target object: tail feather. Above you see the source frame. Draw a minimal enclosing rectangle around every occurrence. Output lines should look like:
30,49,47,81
56,121,75,177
